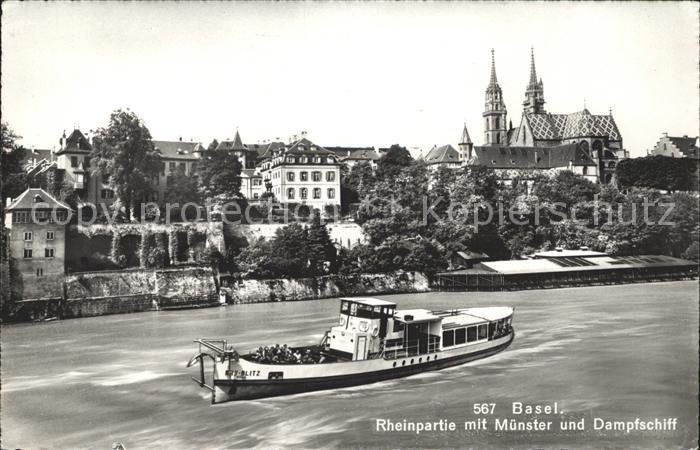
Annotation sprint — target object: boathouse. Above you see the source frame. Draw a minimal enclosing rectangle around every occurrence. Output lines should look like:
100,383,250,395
433,252,697,291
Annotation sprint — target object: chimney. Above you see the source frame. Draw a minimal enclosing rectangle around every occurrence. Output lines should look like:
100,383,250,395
663,132,668,137
179,136,182,142
682,135,688,138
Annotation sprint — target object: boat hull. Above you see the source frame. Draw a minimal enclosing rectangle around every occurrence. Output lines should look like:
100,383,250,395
211,331,514,403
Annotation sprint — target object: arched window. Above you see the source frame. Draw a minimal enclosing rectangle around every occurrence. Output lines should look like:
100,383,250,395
579,140,590,153
496,134,500,144
300,188,308,199
495,116,500,129
327,188,335,199
592,140,603,152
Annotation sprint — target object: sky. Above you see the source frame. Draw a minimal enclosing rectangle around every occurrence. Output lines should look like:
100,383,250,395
2,2,698,157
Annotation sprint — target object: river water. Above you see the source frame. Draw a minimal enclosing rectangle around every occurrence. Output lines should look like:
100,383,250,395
1,281,698,449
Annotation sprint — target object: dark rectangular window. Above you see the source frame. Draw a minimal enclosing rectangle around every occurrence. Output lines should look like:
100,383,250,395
71,156,78,167
442,330,454,347
393,320,404,333
23,249,32,259
169,162,176,171
478,324,488,340
45,248,55,258
467,326,477,342
455,328,466,345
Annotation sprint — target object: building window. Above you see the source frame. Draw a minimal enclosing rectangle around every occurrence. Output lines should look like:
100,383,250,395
300,171,308,181
327,157,335,164
287,188,295,199
287,172,295,182
326,171,335,182
24,232,32,241
83,158,90,168
71,156,78,167
169,162,176,171
312,171,322,182
13,211,29,223
36,267,43,277
179,162,186,173
286,156,296,164
253,193,259,199
300,156,308,163
300,188,308,199
327,188,335,199
23,249,32,259
313,156,321,163
253,179,262,186
313,188,321,199
101,189,115,199
46,231,55,240
45,248,55,258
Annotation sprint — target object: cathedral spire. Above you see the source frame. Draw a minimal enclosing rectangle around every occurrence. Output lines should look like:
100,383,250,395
528,47,538,88
523,47,546,114
490,49,498,85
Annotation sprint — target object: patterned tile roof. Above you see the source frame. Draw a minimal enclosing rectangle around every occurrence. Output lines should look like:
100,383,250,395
424,144,460,165
525,109,622,141
471,143,595,169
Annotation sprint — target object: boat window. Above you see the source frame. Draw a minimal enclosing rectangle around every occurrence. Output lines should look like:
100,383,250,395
341,301,349,312
478,324,488,340
393,320,404,333
443,330,455,347
467,326,477,342
350,303,358,316
455,328,466,345
373,306,382,314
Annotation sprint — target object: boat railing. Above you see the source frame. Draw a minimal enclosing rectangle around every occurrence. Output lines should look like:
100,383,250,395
382,336,441,360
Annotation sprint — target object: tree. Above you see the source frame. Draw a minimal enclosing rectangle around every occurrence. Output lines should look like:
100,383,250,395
1,123,28,217
376,144,412,181
207,139,219,151
165,166,201,204
91,110,162,220
197,148,243,200
306,212,338,275
616,155,695,192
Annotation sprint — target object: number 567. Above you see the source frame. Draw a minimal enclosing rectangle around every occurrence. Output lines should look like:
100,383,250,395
473,403,496,414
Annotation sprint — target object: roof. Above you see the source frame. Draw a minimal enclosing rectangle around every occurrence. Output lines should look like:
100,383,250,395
440,307,514,328
668,136,699,158
533,249,607,258
470,143,596,169
325,147,381,161
446,254,696,275
456,251,490,260
341,297,396,307
6,188,73,211
424,144,461,165
21,149,54,167
460,124,472,145
395,309,441,322
153,140,203,160
55,129,91,155
240,169,261,178
284,138,335,156
525,110,622,141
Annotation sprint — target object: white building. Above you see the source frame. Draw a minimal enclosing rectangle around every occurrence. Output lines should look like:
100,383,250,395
259,137,341,210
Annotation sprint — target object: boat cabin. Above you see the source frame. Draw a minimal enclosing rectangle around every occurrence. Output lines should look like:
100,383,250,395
325,299,514,362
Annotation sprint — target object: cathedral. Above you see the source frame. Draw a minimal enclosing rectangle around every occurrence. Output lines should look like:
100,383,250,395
425,49,628,184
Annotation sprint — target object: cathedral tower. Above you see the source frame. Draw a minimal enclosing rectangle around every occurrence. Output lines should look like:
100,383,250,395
483,50,507,146
523,48,546,113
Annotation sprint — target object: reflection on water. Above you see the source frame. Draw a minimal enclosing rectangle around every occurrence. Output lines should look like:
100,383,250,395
2,281,698,449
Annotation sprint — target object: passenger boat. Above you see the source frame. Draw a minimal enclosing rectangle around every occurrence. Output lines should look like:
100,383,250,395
188,297,514,403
